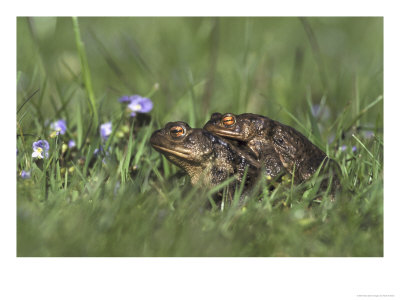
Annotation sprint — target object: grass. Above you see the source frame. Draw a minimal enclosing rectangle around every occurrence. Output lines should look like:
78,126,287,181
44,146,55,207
16,17,383,256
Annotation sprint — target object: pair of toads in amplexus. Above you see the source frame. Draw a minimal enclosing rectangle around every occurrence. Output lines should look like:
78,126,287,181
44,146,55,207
150,112,340,203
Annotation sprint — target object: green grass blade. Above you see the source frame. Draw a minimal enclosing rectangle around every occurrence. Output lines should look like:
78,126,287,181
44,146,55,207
104,112,124,151
122,124,135,178
83,145,92,176
72,17,98,128
118,123,135,183
305,90,322,143
206,177,236,198
345,95,383,132
232,166,249,206
352,134,381,167
76,103,83,149
133,123,153,167
187,69,197,127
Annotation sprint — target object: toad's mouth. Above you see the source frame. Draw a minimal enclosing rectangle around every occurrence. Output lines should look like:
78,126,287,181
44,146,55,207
203,124,245,141
151,144,192,160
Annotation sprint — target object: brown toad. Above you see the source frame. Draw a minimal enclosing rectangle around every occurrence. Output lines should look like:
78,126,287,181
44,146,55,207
204,113,340,189
150,121,261,200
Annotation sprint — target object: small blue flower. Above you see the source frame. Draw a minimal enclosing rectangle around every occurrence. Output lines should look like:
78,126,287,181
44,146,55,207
100,122,112,140
128,96,153,116
340,145,357,152
50,119,67,135
32,140,49,159
311,104,331,120
68,139,76,148
119,95,153,117
118,95,132,103
20,170,31,179
94,146,111,156
93,147,101,156
94,146,110,165
311,105,320,117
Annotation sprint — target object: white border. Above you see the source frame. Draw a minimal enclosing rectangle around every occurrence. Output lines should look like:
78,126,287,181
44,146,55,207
2,1,399,299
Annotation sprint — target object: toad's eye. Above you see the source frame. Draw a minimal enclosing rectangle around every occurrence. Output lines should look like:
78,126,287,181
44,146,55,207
222,116,235,127
170,126,185,138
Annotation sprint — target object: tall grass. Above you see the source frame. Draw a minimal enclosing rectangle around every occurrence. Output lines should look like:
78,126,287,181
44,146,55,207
17,17,383,256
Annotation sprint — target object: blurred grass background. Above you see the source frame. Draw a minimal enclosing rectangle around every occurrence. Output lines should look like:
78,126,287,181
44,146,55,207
17,17,383,256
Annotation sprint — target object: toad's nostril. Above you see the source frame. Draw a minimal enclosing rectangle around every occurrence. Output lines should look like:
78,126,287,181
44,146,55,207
150,130,161,145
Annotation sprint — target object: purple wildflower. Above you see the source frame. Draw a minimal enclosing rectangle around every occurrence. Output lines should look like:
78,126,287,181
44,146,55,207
100,122,112,140
311,105,320,117
93,147,101,156
21,170,31,179
50,119,67,135
118,95,132,103
94,146,110,165
340,145,357,152
311,104,331,120
68,139,76,148
119,95,153,117
128,96,153,116
32,140,49,159
94,146,110,157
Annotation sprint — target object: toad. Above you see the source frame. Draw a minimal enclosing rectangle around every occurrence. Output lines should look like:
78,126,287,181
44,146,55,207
204,113,339,189
204,113,286,181
150,121,261,200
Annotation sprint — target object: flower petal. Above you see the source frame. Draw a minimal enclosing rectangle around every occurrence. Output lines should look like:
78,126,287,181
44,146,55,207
118,95,131,102
32,151,43,159
68,140,76,148
121,94,153,116
21,170,31,179
138,98,153,113
100,122,112,140
50,120,67,135
129,95,142,102
32,140,50,152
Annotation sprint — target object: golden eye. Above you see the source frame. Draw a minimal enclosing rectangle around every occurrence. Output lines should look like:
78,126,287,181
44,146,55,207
222,115,235,127
170,126,185,138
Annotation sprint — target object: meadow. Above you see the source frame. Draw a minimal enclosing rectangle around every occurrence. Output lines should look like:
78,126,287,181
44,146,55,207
16,17,383,256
